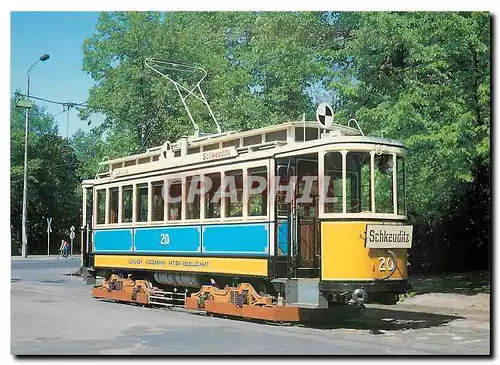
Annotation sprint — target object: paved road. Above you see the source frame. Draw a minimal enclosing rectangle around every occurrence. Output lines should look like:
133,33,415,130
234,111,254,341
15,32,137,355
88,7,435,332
11,258,490,355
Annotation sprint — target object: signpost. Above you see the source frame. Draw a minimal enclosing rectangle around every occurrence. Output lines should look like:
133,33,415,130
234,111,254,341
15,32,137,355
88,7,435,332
70,225,75,257
46,217,52,256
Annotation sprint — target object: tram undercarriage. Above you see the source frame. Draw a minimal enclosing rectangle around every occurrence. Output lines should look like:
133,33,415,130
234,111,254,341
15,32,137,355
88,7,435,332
87,266,407,322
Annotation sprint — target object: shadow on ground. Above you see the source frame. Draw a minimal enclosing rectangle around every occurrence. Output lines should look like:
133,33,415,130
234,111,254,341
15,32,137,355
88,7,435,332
302,306,465,332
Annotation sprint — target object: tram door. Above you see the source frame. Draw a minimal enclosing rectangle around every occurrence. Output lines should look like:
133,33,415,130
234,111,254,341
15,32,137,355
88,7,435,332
274,155,320,279
295,157,320,278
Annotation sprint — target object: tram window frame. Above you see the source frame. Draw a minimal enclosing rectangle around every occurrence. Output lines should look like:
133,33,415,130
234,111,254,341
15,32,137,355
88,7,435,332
96,189,106,225
247,166,268,217
324,152,343,214
122,185,133,223
374,154,394,214
167,179,182,221
136,183,149,222
346,151,372,213
186,175,201,220
109,187,119,224
205,172,221,219
151,181,165,222
396,155,406,215
224,169,243,218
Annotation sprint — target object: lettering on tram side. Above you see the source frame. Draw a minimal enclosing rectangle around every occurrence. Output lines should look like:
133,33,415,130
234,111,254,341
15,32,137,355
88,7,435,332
365,225,413,249
167,260,210,268
160,233,170,246
201,147,237,162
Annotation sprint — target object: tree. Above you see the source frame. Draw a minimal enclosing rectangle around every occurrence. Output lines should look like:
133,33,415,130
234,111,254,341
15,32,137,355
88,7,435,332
10,97,80,255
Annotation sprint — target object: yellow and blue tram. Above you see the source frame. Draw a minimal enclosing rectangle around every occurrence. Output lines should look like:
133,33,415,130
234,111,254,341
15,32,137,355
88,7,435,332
81,114,412,320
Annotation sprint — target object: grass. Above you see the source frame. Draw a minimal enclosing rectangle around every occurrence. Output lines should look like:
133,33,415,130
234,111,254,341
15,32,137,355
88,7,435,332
408,270,490,295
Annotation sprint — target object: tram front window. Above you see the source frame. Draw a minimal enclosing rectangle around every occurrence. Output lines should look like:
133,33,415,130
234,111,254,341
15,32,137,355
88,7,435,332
346,152,372,213
397,155,405,215
375,154,394,214
324,152,343,213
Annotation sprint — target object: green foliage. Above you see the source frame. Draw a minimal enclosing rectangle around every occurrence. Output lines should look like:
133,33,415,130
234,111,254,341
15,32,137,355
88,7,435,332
10,98,80,255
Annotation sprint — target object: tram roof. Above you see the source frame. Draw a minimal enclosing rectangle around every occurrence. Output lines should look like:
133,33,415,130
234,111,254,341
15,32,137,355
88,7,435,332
100,120,361,166
88,119,404,182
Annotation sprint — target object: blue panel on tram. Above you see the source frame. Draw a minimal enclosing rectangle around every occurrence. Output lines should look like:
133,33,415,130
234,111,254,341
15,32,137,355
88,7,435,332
277,220,288,256
202,223,269,256
134,226,201,253
94,229,134,252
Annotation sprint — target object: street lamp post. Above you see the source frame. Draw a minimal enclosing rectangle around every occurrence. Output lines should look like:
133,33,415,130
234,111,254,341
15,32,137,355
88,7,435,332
21,53,50,258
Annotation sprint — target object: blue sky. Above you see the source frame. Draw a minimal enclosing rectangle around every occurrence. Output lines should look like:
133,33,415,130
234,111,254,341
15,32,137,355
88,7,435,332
10,12,103,138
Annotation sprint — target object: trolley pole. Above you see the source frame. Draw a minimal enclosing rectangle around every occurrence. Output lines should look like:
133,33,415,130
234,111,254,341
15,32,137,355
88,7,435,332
46,217,52,256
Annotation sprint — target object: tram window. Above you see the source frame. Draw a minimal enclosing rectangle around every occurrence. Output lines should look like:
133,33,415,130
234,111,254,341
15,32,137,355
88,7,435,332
188,147,200,155
96,189,106,224
247,167,268,216
151,181,164,221
122,186,133,222
109,188,119,224
375,154,394,214
174,150,181,157
205,173,221,219
243,135,262,146
152,155,160,161
324,152,343,213
346,152,372,213
222,139,239,148
397,156,405,215
265,130,287,142
136,183,148,222
139,157,150,164
112,163,122,170
224,169,243,217
203,143,219,152
167,180,182,221
125,160,136,167
295,127,320,142
186,176,201,219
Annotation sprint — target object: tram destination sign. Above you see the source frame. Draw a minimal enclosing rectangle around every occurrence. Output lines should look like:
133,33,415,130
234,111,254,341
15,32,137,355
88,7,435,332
365,225,413,249
201,147,238,162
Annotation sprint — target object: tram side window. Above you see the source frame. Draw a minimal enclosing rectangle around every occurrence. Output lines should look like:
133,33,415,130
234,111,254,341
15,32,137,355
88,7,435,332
346,152,372,213
224,169,243,217
186,176,201,219
109,188,119,224
136,183,148,222
151,181,164,221
375,154,394,214
397,156,405,215
205,173,221,219
247,167,268,216
122,186,133,222
324,152,343,213
167,180,182,221
96,189,106,224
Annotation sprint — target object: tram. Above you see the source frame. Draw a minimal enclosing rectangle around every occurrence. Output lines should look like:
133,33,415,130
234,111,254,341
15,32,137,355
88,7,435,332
80,59,412,322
